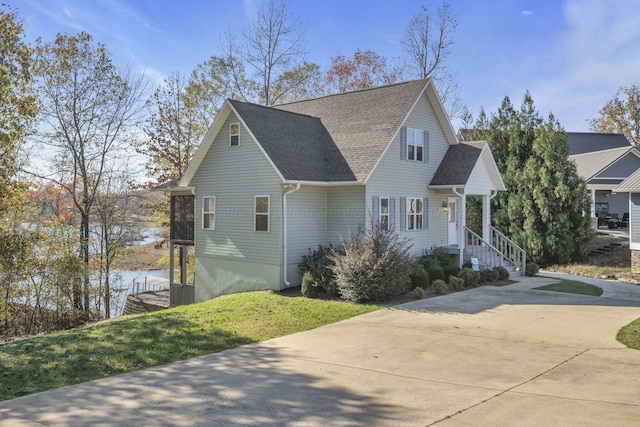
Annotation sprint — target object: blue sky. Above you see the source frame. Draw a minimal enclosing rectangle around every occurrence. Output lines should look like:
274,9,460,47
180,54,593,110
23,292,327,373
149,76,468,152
15,0,640,131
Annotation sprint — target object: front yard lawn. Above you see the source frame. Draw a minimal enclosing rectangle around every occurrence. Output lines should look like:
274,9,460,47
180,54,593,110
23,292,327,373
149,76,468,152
534,279,603,296
0,291,380,401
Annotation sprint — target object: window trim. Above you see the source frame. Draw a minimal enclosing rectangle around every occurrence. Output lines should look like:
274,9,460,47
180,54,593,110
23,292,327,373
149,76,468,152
254,195,270,232
202,196,216,230
406,197,423,231
379,196,390,231
229,122,240,146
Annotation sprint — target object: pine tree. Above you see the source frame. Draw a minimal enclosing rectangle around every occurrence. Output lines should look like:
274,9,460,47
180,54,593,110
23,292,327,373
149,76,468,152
471,93,592,266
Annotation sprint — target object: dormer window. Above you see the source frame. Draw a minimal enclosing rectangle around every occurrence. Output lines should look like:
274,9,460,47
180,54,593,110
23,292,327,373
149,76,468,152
230,123,240,146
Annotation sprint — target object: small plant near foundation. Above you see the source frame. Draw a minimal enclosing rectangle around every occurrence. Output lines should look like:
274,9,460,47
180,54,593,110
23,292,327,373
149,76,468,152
458,268,481,288
449,275,465,291
526,262,540,277
412,287,426,299
432,279,448,294
494,266,510,281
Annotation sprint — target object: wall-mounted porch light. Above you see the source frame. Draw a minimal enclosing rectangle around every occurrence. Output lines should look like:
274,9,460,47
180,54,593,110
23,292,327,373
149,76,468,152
441,201,449,212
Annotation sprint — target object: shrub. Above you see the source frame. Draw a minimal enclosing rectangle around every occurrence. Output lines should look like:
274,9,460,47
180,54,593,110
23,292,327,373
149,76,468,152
449,275,465,291
410,265,430,289
299,244,339,296
481,268,499,283
494,266,510,281
443,264,460,279
428,264,445,282
412,287,426,299
458,268,481,288
301,271,321,298
420,246,453,269
432,279,448,295
526,262,540,277
332,225,413,303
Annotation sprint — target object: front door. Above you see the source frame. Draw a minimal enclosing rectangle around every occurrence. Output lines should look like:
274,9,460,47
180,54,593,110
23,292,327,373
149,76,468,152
448,197,458,246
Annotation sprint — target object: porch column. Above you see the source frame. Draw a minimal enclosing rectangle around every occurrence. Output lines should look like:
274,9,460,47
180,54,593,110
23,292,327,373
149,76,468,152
482,194,491,242
459,193,466,248
591,188,597,230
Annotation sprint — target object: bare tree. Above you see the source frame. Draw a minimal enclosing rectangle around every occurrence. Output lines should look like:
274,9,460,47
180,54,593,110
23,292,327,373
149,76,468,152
93,166,141,318
243,0,308,105
403,2,461,118
32,32,146,312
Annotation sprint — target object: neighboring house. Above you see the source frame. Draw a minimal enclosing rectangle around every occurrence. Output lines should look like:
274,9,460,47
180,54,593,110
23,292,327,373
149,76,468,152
568,132,639,227
613,170,640,272
165,79,520,303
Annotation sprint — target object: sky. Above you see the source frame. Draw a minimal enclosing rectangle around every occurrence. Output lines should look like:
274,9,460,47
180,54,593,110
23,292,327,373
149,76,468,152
14,0,640,132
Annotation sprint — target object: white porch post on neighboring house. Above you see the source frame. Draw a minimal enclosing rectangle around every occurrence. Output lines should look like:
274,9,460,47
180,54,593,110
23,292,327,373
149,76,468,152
591,188,597,230
482,194,491,242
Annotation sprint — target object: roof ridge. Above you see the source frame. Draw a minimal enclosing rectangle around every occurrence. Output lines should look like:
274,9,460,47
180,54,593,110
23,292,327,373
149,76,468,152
229,98,320,120
570,146,631,157
275,78,429,107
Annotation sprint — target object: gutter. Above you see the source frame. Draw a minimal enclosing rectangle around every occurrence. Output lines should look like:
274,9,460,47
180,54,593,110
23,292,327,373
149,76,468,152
283,182,301,287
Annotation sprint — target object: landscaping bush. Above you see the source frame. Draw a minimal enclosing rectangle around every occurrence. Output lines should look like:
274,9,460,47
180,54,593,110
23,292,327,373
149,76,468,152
449,275,465,291
458,268,481,288
332,225,412,303
526,262,540,277
443,264,460,280
301,271,321,298
494,266,510,281
432,279,448,295
412,287,426,299
410,265,430,289
428,264,445,282
481,267,499,283
299,244,339,296
420,246,453,269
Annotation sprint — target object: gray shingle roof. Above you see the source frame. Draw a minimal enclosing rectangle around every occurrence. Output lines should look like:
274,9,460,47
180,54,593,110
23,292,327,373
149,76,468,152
429,141,485,186
273,79,429,181
229,100,354,182
567,132,631,155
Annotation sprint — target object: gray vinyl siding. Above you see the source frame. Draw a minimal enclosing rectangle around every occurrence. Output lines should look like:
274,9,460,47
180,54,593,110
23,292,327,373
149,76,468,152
366,92,451,255
631,193,640,245
327,185,366,244
286,185,329,284
191,112,283,266
598,152,640,178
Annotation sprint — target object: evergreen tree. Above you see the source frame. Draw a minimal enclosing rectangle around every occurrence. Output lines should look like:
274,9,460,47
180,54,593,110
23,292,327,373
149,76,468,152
472,93,592,266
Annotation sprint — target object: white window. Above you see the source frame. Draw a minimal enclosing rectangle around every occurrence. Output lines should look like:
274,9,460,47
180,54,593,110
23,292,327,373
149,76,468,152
230,123,240,146
379,197,389,231
407,197,423,230
255,195,270,232
407,128,424,161
202,196,216,230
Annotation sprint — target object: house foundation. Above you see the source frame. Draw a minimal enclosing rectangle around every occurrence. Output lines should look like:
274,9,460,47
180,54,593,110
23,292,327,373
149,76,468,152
632,250,640,274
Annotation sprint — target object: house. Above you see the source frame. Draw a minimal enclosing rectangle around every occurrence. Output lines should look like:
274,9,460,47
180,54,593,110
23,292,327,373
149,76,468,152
613,170,640,272
166,79,521,303
568,132,639,227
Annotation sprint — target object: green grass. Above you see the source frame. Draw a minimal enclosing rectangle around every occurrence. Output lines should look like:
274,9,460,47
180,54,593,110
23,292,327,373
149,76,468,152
617,318,640,350
0,291,380,401
534,279,603,296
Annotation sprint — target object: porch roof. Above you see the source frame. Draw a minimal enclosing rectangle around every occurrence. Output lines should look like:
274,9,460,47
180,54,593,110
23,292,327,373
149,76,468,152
614,168,640,192
429,141,506,192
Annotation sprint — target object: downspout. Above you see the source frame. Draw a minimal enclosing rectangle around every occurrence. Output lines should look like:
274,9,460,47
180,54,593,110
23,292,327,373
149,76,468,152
283,183,301,287
452,187,465,268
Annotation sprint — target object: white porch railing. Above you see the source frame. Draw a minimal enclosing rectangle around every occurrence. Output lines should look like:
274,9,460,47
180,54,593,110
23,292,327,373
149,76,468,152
464,226,526,276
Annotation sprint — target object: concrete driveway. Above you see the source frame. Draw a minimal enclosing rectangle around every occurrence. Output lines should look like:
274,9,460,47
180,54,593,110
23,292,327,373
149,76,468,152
1,274,640,426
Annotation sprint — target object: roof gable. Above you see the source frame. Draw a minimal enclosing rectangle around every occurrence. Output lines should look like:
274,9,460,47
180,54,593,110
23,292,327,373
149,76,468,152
274,79,456,182
615,168,640,192
429,141,505,191
571,147,631,181
182,79,458,186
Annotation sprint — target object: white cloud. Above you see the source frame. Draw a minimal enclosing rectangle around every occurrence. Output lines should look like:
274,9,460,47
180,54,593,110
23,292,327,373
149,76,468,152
521,10,533,16
518,0,640,130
